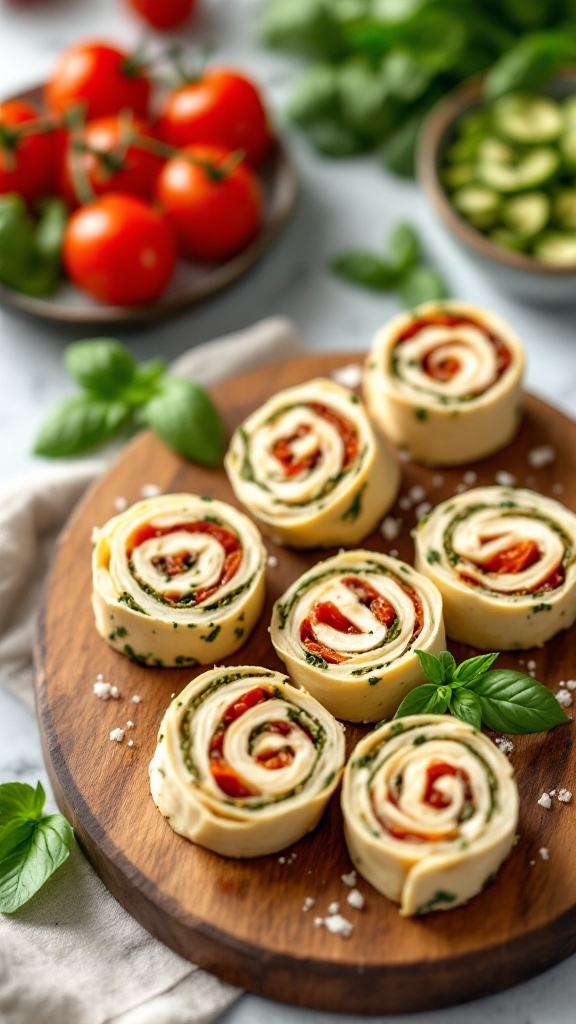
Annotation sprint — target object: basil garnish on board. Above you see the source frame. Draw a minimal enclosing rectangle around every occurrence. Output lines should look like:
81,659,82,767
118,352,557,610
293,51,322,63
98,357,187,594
0,781,75,913
33,338,226,466
394,650,571,734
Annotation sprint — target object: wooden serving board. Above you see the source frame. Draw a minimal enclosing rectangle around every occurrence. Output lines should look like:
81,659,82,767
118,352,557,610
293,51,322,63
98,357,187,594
35,353,576,1015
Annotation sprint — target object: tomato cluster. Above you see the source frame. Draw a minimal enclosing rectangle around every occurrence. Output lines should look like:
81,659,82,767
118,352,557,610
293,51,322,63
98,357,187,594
0,40,273,306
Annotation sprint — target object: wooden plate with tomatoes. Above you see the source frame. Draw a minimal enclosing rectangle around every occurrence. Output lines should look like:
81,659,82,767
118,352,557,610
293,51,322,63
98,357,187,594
0,82,297,325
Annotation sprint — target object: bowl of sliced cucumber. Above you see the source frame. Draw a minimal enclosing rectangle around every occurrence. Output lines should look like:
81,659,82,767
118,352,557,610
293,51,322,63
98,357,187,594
418,74,576,304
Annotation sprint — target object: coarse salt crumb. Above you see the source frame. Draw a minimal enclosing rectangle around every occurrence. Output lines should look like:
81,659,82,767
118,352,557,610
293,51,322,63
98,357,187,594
495,737,514,755
114,496,128,512
552,483,564,495
341,870,357,887
409,484,426,504
528,445,555,469
462,470,477,485
127,739,134,748
321,914,354,938
530,860,536,866
126,720,135,729
132,695,142,704
538,792,552,809
549,789,556,796
539,847,550,861
327,901,340,914
454,483,467,494
399,496,412,511
556,688,573,707
566,680,576,691
109,728,125,742
110,685,120,699
278,856,286,864
398,449,411,463
94,682,112,700
302,897,315,912
171,693,176,699
415,501,432,519
389,548,399,558
267,555,279,568
380,516,402,541
347,889,365,910
527,659,536,671
331,363,363,389
558,788,572,803
495,470,516,487
432,474,444,488
140,483,161,498
96,672,104,680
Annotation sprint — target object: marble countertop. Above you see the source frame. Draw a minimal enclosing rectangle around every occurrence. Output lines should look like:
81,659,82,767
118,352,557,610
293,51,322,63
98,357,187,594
1,1,575,1021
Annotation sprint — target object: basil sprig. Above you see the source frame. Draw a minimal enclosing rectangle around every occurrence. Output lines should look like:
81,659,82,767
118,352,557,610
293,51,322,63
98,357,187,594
0,781,75,914
33,338,226,466
394,650,571,735
331,221,449,306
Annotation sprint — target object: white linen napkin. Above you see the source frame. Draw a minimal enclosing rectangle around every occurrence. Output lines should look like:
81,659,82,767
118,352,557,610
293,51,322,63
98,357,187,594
0,316,304,1024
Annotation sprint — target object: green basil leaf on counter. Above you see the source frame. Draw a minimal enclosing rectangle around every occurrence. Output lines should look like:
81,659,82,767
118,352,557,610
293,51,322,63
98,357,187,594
399,265,448,307
0,194,65,297
389,222,420,274
453,652,500,684
394,683,448,719
65,339,138,398
485,31,576,100
287,64,340,127
305,117,368,157
260,0,344,59
450,689,483,730
331,251,400,290
142,377,227,466
0,781,75,914
33,395,131,457
414,650,446,686
468,669,571,734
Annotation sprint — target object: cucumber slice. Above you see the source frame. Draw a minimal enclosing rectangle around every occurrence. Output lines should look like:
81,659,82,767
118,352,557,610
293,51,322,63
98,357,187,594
533,231,576,265
478,147,559,193
493,93,562,145
477,137,516,165
459,109,489,139
445,138,479,163
452,186,501,229
488,227,529,252
554,189,576,229
502,192,550,237
441,163,476,189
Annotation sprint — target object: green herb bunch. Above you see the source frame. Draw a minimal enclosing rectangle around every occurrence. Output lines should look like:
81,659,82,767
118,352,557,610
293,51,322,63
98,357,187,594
395,650,571,734
0,782,75,914
262,0,576,176
331,220,448,305
33,338,226,465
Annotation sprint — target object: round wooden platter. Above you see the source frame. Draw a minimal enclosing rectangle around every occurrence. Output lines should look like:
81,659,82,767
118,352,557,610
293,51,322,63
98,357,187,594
35,352,576,1015
0,85,297,325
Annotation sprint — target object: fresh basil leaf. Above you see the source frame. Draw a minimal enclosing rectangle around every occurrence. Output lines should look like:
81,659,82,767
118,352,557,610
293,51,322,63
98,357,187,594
143,377,226,466
305,117,368,157
382,50,433,103
388,222,420,274
0,820,36,861
33,395,131,457
453,652,499,684
260,0,344,59
450,689,482,730
338,59,400,140
394,682,448,718
331,251,399,290
65,339,137,398
287,64,340,127
0,814,74,914
485,32,576,100
438,651,457,681
469,670,571,734
35,198,67,264
414,649,446,685
399,265,448,307
379,113,422,178
0,781,45,827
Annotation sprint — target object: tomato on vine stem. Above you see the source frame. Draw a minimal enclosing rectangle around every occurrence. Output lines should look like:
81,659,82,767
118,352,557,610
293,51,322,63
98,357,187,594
126,0,197,31
45,42,151,121
0,100,56,202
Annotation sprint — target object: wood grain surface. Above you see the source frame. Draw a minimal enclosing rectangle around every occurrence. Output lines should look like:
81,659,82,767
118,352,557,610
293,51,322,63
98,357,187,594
35,352,576,1014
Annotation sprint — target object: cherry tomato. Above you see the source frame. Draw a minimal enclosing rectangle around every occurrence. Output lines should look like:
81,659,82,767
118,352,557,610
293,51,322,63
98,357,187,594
155,144,263,262
0,100,55,202
59,115,163,205
126,0,196,30
157,69,272,166
63,193,176,305
45,42,151,121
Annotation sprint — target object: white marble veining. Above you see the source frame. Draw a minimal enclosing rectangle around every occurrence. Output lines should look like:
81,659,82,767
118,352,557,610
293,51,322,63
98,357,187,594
0,1,575,1021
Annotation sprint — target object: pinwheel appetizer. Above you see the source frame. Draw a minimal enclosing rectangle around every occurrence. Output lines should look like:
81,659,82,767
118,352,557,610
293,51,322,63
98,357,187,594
149,665,346,857
92,493,266,666
363,301,525,466
342,714,519,916
224,378,400,548
414,486,576,649
270,550,445,722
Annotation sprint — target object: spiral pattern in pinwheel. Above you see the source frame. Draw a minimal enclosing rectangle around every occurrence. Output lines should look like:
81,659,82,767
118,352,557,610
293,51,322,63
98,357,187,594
149,666,346,857
270,550,445,722
364,301,525,465
342,714,518,915
92,494,266,666
224,378,400,548
414,485,576,649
